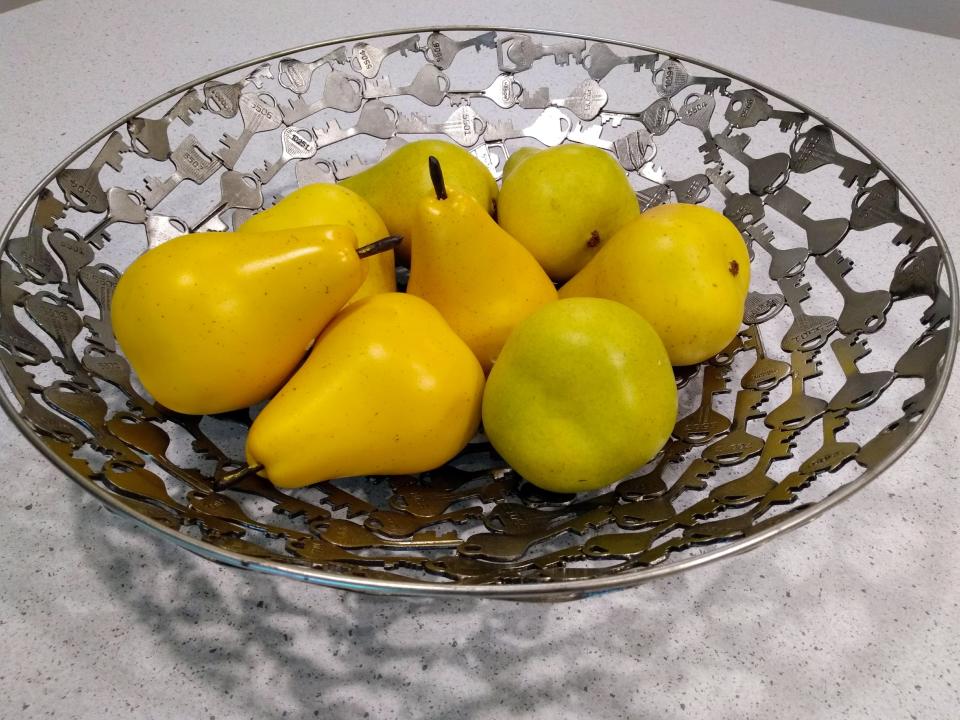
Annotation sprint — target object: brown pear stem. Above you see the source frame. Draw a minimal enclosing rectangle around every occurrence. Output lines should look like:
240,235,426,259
215,463,264,491
356,235,403,258
428,155,447,200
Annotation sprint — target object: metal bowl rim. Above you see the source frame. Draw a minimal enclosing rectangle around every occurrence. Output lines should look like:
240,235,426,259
1,25,956,598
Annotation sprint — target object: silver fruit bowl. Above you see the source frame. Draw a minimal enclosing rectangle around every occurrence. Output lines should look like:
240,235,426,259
1,27,955,601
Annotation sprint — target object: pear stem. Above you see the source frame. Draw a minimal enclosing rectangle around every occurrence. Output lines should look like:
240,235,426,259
356,235,403,258
215,463,264,491
428,155,447,200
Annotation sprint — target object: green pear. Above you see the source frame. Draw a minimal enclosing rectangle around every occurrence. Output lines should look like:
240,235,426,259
497,145,640,281
340,139,498,260
501,147,540,179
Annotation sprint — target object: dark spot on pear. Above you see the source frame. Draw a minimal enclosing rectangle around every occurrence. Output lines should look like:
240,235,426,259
586,230,601,248
729,260,739,276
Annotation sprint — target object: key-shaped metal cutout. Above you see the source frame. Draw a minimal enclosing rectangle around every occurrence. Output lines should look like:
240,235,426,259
601,96,677,136
764,185,849,256
654,59,730,97
313,99,400,148
0,264,53,365
715,130,791,195
665,457,719,502
483,492,616,535
743,291,786,325
790,124,878,187
23,292,97,389
144,214,188,250
295,157,337,187
364,64,451,106
7,188,67,284
704,166,765,230
215,92,283,170
725,88,807,131
706,428,797,508
396,104,483,146
218,473,331,525
458,504,613,562
674,364,732,444
816,250,891,334
701,389,768,466
186,491,311,540
764,350,826,430
857,413,922,469
48,229,92,310
141,135,221,209
281,70,365,125
253,126,318,185
890,245,949,327
613,496,676,530
203,62,272,118
277,46,348,95
483,106,572,146
470,143,508,180
636,172,710,211
827,335,894,412
126,89,204,161
78,264,119,351
41,381,142,459
676,92,721,163
850,179,932,250
82,188,147,249
567,123,657,172
308,481,377,519
741,324,792,390
744,223,809,280
798,411,858,476
448,73,523,109
616,439,692,500
496,34,586,73
894,327,949,415
81,346,159,418
101,461,243,536
518,79,608,121
56,132,130,213
364,507,482,538
0,348,84,445
583,43,658,81
191,171,262,232
350,34,422,78
424,30,497,69
106,412,212,491
319,518,461,550
286,536,427,571
389,470,514,518
779,276,838,352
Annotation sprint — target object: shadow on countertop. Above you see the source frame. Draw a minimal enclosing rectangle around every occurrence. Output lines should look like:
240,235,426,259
73,482,925,720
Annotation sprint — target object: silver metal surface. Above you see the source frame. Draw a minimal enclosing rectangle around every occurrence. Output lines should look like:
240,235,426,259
0,27,956,601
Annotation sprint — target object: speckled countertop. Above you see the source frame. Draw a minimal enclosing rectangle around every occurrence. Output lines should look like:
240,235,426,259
1,1,959,718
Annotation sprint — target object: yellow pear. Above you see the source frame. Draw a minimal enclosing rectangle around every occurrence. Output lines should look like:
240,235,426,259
239,183,394,303
501,147,539,179
407,158,558,372
111,226,378,415
482,298,676,493
497,144,640,281
560,204,750,365
246,293,485,488
340,139,498,260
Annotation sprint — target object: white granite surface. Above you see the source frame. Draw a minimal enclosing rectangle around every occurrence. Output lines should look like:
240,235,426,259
1,1,959,718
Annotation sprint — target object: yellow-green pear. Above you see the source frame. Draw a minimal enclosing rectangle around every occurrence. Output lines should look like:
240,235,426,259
407,158,557,372
340,139,497,260
498,144,640,281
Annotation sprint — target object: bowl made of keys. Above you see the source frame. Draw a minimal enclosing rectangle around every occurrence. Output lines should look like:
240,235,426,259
0,27,956,601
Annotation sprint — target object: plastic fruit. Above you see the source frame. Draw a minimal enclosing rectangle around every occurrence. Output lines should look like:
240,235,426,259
482,298,676,493
497,145,640,281
239,183,395,303
246,293,485,489
560,204,750,365
501,147,539,179
340,139,498,260
111,226,384,415
407,158,557,372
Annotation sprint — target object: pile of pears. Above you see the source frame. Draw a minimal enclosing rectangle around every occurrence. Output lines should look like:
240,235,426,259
112,139,749,494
